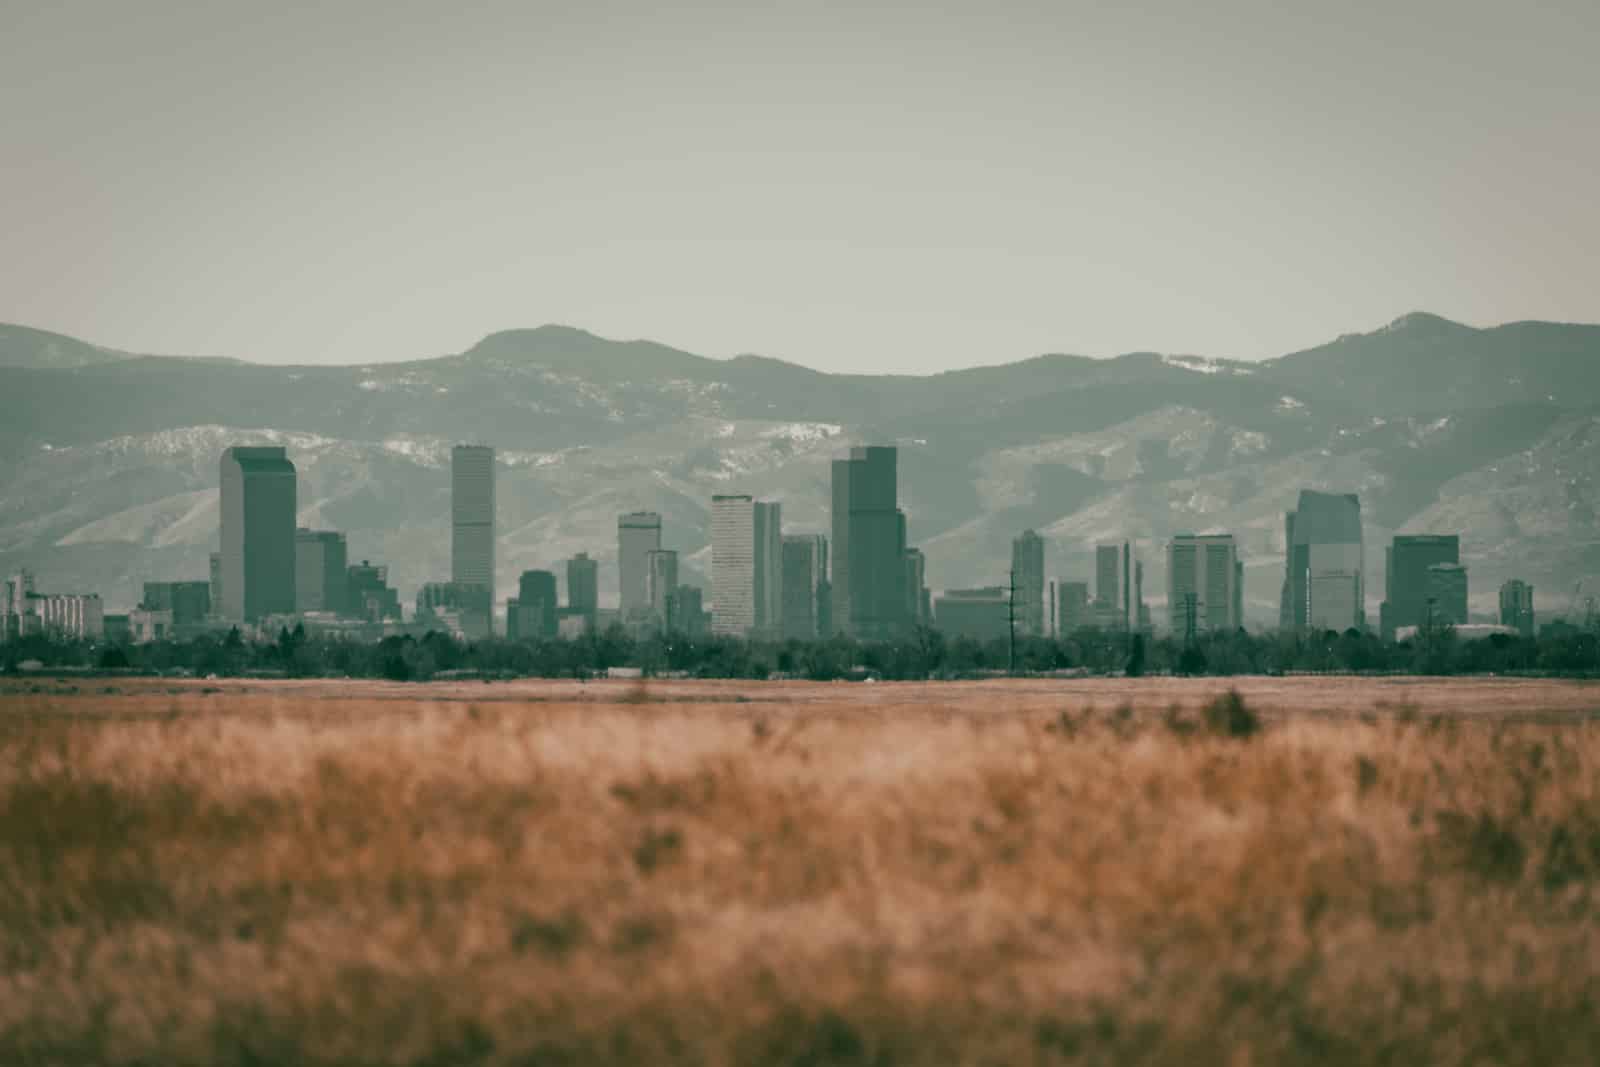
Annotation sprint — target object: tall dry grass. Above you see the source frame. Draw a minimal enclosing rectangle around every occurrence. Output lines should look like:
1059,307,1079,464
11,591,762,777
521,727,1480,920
2,678,1599,1064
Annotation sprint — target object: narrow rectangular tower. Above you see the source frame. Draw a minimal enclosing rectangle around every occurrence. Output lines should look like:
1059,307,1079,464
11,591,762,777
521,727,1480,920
220,446,297,622
451,445,496,633
618,512,663,622
1011,530,1045,636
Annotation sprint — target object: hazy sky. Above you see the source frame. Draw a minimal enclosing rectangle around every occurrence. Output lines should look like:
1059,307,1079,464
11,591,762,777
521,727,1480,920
3,1,1597,372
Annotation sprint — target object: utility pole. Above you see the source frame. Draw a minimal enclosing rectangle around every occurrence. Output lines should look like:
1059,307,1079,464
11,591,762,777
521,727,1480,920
1007,568,1017,676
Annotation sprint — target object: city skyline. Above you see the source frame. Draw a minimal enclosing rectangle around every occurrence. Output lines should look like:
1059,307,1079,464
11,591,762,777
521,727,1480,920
4,431,1555,635
4,431,1571,646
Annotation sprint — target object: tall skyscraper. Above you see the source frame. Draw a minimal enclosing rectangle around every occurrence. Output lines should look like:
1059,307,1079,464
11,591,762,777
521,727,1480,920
617,513,662,622
754,501,783,637
903,546,929,627
711,495,782,637
294,529,348,615
451,445,496,636
1095,544,1122,612
1011,530,1045,636
1380,534,1460,638
566,552,599,619
782,534,828,640
1281,490,1364,632
1167,533,1242,636
712,495,755,636
646,549,679,625
830,446,908,639
220,446,297,622
1500,579,1535,637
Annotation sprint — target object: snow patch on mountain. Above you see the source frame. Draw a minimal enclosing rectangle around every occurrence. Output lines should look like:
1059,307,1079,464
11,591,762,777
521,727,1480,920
78,426,345,459
758,422,842,444
1160,354,1254,376
1231,430,1269,456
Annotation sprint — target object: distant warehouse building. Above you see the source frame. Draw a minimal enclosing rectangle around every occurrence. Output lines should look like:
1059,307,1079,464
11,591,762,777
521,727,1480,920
37,593,103,640
3,572,103,640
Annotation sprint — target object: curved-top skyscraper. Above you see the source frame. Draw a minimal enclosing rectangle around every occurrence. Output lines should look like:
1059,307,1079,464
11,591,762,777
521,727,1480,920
219,446,297,622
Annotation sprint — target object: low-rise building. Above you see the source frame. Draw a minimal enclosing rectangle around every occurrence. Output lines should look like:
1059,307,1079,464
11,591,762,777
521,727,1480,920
934,587,1010,642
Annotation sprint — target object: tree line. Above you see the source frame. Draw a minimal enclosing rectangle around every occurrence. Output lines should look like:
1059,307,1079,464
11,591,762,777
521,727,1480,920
3,621,1597,679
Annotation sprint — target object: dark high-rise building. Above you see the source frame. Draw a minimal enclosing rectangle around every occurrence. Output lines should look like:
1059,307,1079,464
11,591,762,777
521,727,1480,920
1011,530,1045,635
830,446,908,639
782,534,828,640
1281,490,1364,632
666,584,709,636
754,502,783,638
618,513,662,622
1167,533,1241,636
140,580,211,625
1380,534,1460,639
1500,580,1535,637
903,546,929,627
208,552,222,618
507,569,559,640
346,560,401,622
566,552,599,620
451,445,496,636
220,446,297,622
294,529,349,615
1095,544,1122,612
1424,563,1469,629
1057,581,1090,633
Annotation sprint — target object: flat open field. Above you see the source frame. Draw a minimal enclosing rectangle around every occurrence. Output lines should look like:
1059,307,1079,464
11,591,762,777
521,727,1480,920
4,676,1600,1065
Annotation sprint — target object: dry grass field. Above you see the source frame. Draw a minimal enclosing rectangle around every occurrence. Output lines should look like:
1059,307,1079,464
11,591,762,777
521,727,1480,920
3,675,1600,1065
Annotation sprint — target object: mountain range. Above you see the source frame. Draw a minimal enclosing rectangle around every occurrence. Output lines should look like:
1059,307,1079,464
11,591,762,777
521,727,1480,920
3,312,1598,624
